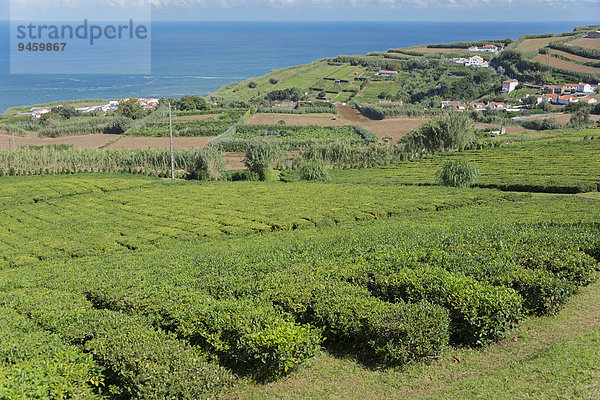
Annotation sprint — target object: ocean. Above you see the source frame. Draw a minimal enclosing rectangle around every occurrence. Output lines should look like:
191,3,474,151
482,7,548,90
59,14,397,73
0,21,594,113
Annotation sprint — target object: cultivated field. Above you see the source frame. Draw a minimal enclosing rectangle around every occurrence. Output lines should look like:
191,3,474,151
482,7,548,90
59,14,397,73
105,136,214,150
550,49,600,63
516,37,557,52
533,54,600,73
405,47,467,54
249,110,427,142
568,37,600,50
0,132,120,149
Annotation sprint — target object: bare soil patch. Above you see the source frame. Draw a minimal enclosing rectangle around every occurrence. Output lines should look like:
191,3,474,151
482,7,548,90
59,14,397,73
0,132,119,149
363,118,427,141
105,136,215,150
534,54,600,73
568,38,600,50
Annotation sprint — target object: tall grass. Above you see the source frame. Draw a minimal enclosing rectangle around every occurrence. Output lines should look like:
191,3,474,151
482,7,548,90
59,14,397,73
0,146,223,179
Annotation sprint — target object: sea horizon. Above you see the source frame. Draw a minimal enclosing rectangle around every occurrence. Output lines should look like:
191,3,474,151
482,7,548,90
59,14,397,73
1,20,596,113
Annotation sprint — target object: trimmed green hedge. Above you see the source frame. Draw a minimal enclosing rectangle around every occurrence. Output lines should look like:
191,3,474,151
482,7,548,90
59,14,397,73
352,267,523,346
266,279,450,365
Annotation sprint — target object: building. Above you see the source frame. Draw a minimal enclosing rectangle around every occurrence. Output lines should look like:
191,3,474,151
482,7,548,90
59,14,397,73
542,85,565,95
468,44,499,54
469,102,486,111
526,94,545,105
379,70,399,76
563,84,579,92
558,95,578,105
579,97,598,104
487,102,508,110
543,93,560,104
577,83,594,94
502,79,519,94
377,100,403,105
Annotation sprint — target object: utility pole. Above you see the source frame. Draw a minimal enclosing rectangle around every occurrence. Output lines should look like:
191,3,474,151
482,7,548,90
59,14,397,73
8,129,15,171
169,103,175,181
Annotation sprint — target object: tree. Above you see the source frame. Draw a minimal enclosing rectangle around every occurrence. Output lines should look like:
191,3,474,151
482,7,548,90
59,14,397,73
568,112,591,129
51,106,80,119
248,81,258,88
176,95,208,111
118,99,145,120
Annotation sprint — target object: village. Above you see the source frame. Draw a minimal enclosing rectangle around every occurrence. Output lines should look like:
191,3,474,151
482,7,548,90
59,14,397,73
23,97,160,119
441,79,598,112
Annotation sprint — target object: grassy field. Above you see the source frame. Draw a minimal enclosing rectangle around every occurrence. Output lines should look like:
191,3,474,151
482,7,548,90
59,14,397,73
332,139,600,192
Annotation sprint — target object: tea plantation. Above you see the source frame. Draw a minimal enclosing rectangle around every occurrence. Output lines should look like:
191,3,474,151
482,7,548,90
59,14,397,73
0,146,599,398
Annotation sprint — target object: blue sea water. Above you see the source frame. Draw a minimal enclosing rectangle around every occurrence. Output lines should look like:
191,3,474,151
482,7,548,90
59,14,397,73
0,21,595,113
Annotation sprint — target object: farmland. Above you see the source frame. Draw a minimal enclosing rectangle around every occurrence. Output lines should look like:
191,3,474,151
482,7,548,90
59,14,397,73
2,24,600,400
0,131,600,398
0,171,599,398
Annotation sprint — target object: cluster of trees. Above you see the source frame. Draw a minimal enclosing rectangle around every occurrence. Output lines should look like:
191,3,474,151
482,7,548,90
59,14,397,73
264,87,304,102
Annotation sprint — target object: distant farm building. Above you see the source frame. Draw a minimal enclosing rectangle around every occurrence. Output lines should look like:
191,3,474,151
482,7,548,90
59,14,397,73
468,44,499,54
379,70,399,76
486,102,508,110
579,97,598,104
502,79,519,94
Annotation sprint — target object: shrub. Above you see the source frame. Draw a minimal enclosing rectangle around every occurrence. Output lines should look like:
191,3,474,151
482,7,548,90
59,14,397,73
520,118,562,130
195,147,227,181
355,267,523,345
298,162,330,182
243,139,284,180
437,159,479,188
269,78,279,85
267,279,450,365
105,116,133,134
248,81,258,89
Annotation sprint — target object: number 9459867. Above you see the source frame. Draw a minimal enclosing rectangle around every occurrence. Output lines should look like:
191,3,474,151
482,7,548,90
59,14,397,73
17,42,67,52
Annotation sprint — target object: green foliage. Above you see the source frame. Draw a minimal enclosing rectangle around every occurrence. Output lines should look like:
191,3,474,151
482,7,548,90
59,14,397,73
127,111,245,137
299,141,404,169
189,147,227,181
265,87,303,102
403,113,476,155
176,95,209,111
549,41,600,60
118,98,146,120
437,159,479,188
357,103,444,120
355,266,523,345
568,112,591,129
105,116,133,134
520,118,563,130
244,139,284,178
298,162,330,182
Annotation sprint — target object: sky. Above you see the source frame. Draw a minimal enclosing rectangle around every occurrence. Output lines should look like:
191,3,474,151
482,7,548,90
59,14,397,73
0,0,599,21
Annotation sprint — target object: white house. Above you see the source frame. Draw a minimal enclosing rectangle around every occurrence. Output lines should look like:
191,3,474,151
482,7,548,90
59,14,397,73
579,97,598,104
468,44,499,54
502,79,519,94
558,95,579,105
487,102,508,110
577,83,594,94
